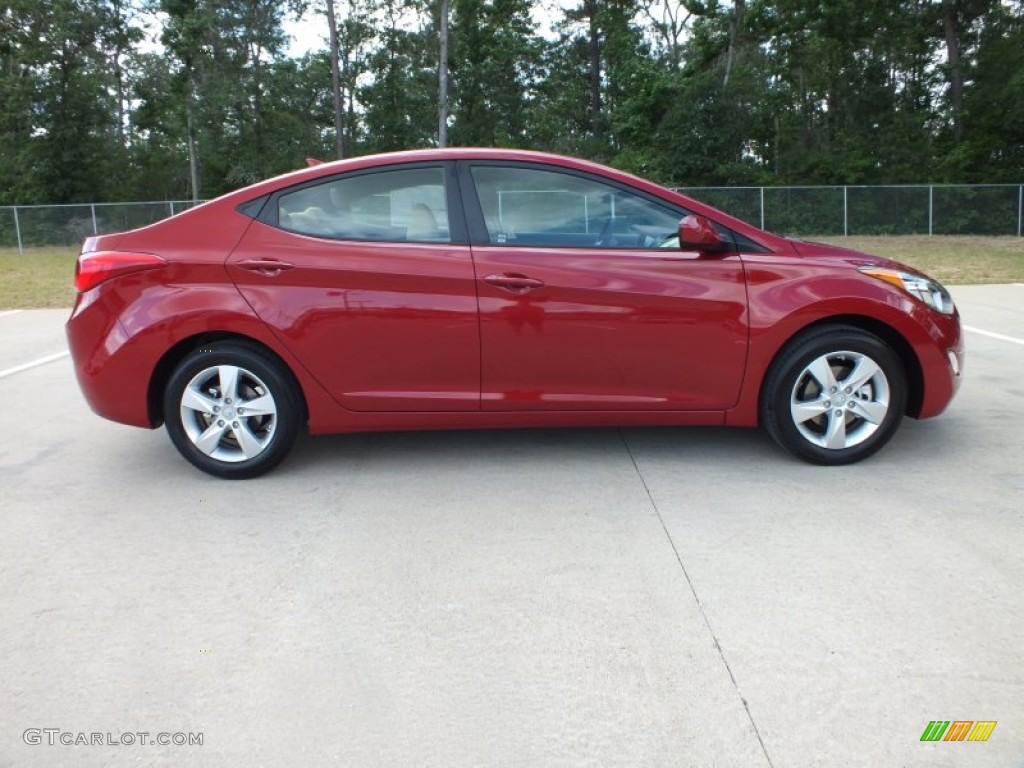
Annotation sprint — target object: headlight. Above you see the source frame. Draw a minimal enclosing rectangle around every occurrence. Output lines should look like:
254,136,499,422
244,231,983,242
858,267,955,315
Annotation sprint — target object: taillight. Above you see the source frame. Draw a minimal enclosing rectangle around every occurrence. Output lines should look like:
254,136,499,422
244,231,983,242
74,251,167,292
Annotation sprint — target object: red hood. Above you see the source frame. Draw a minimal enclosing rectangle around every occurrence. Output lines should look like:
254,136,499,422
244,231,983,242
786,238,925,276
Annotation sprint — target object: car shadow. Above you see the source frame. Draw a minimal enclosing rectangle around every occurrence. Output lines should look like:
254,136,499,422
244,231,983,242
280,425,784,478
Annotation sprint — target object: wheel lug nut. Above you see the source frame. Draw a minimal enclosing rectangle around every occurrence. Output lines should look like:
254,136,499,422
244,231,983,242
237,408,244,414
824,400,831,408
830,387,837,393
213,406,220,413
849,401,856,408
232,421,239,428
217,420,225,427
225,398,232,404
834,410,842,417
845,387,852,394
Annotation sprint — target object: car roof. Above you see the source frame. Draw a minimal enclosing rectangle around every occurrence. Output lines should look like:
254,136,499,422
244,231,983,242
199,148,788,251
234,148,626,196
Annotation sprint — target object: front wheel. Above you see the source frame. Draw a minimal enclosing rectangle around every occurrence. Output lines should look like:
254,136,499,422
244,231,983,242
761,326,907,465
163,342,302,478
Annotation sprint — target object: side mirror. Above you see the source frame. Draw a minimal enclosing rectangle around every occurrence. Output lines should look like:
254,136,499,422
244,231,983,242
679,215,731,252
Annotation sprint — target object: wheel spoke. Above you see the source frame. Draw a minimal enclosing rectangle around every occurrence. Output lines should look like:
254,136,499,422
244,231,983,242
180,361,280,466
791,397,830,424
786,344,895,454
218,365,240,402
854,399,888,425
824,411,847,449
842,357,880,393
241,393,276,417
231,421,264,459
181,386,218,415
806,355,838,392
194,420,230,456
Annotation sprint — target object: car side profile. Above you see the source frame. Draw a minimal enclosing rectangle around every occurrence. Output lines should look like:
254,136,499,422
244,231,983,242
66,149,963,478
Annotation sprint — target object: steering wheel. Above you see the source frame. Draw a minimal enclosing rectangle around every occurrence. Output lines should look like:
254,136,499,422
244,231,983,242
595,216,636,247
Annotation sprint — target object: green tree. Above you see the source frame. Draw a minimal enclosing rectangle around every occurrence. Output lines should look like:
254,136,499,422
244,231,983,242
448,0,536,146
529,0,649,161
0,0,122,203
953,1,1024,181
359,0,437,151
3,0,1023,205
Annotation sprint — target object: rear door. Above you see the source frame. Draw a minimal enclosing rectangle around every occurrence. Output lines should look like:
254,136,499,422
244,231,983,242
459,162,749,411
228,162,481,412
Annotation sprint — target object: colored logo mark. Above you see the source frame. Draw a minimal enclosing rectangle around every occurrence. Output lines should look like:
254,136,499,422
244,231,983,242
920,720,997,742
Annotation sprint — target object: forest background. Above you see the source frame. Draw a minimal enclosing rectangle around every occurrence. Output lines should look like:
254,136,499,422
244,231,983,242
1,0,1022,205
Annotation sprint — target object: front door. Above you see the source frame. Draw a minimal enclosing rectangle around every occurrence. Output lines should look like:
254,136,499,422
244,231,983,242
461,163,749,411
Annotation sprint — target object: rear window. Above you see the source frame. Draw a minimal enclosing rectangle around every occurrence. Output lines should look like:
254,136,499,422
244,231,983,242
277,167,450,243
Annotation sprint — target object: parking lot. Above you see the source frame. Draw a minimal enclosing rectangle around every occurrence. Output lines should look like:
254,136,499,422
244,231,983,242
1,285,1022,767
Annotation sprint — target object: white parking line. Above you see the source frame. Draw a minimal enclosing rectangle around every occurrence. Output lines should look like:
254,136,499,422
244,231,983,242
0,351,70,379
963,325,1024,346
0,309,24,319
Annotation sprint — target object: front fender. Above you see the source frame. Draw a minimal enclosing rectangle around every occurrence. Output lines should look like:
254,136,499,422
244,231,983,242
725,260,961,427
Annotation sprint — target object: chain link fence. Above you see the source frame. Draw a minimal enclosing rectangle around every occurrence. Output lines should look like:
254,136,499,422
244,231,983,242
2,185,1022,250
677,184,1024,237
0,201,202,251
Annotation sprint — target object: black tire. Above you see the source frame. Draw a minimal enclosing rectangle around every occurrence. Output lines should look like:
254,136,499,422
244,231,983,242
163,341,303,479
760,325,907,465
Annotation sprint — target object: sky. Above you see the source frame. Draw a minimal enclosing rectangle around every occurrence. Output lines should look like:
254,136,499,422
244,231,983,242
282,12,328,58
280,0,569,58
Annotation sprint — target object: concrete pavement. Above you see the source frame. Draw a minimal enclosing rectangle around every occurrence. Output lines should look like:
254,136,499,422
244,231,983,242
1,286,1021,767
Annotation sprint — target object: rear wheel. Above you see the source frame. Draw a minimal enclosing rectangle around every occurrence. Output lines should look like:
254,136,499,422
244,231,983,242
163,342,302,478
761,326,907,465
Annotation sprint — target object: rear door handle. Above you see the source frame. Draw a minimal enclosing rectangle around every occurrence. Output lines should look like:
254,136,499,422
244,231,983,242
236,258,295,276
483,273,545,294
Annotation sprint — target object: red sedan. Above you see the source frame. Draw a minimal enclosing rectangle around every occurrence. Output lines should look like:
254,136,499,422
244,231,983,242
66,149,963,478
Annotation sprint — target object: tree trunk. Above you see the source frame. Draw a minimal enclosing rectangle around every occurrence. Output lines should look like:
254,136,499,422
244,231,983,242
110,0,128,146
326,0,345,159
185,78,200,202
585,0,602,139
942,2,964,141
438,0,449,147
113,53,126,144
723,0,744,88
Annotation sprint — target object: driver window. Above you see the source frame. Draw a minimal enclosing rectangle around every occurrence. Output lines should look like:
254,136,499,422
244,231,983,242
470,166,681,249
277,167,449,243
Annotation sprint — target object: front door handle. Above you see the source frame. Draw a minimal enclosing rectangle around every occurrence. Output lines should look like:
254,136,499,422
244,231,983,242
483,273,545,294
236,258,295,276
